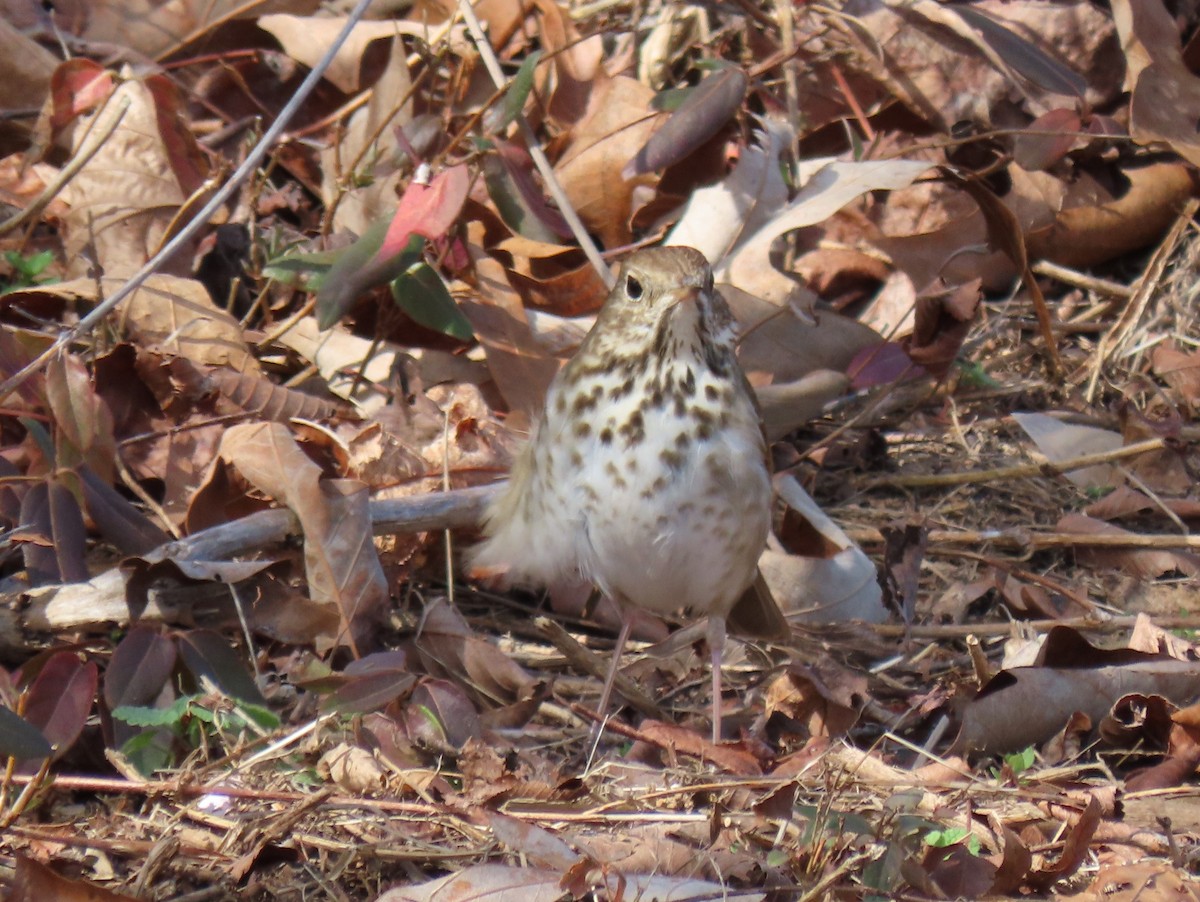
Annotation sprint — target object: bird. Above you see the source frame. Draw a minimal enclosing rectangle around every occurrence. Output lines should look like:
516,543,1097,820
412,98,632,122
472,245,787,745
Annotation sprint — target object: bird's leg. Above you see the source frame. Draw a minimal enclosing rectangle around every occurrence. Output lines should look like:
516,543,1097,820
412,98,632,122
588,613,634,763
707,614,727,744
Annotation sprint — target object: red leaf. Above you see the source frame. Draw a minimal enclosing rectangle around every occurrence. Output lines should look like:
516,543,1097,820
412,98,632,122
22,651,97,762
1013,108,1082,171
49,59,114,133
378,164,471,261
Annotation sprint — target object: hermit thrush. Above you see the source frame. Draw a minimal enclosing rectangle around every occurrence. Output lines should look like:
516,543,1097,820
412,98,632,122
472,246,787,744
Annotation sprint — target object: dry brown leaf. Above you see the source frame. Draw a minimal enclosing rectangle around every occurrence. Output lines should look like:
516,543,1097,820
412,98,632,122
56,0,319,59
258,15,455,94
728,286,882,384
5,276,256,372
955,629,1200,756
668,118,792,265
0,19,55,153
553,75,661,248
461,224,561,418
1024,161,1194,267
1114,0,1200,168
318,741,386,794
764,662,864,739
1079,862,1200,902
834,0,1118,130
10,857,138,902
717,158,933,310
57,74,209,278
534,0,603,126
1152,344,1200,415
219,422,388,651
415,599,539,707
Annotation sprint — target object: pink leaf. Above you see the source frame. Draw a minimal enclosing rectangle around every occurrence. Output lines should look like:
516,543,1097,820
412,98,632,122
377,165,471,261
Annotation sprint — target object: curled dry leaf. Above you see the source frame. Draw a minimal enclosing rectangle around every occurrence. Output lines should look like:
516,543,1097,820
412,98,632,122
761,474,886,624
717,158,935,310
415,599,539,709
764,660,866,740
1152,344,1200,415
637,3,710,88
903,279,981,381
1024,161,1194,267
668,117,792,265
533,0,603,126
258,14,449,94
319,34,415,236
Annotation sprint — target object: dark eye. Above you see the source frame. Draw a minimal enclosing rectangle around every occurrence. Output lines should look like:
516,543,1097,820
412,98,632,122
625,275,643,299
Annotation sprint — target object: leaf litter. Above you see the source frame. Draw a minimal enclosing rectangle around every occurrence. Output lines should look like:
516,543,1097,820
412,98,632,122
2,0,1200,899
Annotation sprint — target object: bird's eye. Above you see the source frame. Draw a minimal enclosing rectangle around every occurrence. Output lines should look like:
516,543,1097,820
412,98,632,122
625,275,643,300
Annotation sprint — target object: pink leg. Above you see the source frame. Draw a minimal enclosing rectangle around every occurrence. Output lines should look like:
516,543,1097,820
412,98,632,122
708,614,727,744
589,615,634,754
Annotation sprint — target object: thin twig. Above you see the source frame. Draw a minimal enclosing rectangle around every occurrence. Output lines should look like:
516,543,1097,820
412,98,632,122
844,523,1200,552
1031,260,1134,300
537,616,663,718
868,613,1200,639
869,436,1169,489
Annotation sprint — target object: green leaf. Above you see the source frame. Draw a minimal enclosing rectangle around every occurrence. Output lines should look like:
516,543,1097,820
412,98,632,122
316,223,417,330
1004,746,1036,774
925,826,980,854
957,360,1000,390
1,249,57,294
414,704,447,743
288,765,324,788
486,51,541,133
925,826,966,847
650,86,691,112
263,250,341,289
19,418,55,465
392,262,473,341
481,153,562,243
228,700,280,732
113,694,193,727
7,249,54,279
120,729,176,777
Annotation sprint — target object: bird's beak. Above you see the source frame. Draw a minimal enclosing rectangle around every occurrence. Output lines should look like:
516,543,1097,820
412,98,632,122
669,286,701,310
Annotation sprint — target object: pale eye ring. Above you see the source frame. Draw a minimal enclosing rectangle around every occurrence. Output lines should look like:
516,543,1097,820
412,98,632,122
625,275,643,299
